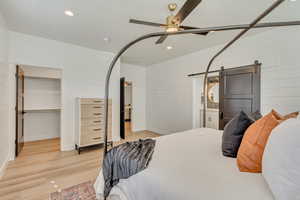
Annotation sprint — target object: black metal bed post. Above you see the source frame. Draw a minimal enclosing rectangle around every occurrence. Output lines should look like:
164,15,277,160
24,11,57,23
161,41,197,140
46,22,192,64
202,0,285,127
101,8,300,200
102,1,299,158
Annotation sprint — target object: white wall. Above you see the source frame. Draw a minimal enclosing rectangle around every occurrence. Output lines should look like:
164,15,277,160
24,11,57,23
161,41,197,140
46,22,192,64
146,27,300,135
23,77,61,142
8,31,120,152
124,85,132,106
24,78,61,111
0,12,9,177
24,111,61,142
121,63,146,132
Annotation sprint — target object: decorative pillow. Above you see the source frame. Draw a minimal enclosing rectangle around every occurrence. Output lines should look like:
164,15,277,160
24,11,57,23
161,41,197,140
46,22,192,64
271,109,285,121
283,111,299,120
249,110,263,121
222,111,254,158
237,111,281,173
272,109,299,121
262,119,300,200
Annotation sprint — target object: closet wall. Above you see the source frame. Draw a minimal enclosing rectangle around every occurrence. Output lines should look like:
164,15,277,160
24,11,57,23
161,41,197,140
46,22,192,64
22,65,62,142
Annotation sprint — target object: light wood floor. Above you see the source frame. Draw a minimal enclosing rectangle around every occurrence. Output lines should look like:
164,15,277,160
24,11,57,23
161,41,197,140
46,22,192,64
0,123,159,200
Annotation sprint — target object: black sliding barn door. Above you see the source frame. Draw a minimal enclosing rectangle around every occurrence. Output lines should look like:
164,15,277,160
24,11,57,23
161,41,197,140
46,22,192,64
219,64,261,130
120,77,125,139
16,65,25,157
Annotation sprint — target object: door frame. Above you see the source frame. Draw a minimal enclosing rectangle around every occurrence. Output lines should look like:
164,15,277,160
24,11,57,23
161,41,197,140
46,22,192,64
219,63,261,129
120,77,125,139
11,64,64,159
15,65,25,157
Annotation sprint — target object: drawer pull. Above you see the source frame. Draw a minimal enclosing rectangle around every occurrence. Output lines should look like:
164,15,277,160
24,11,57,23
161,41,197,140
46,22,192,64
92,137,102,140
93,106,103,108
94,120,101,123
93,128,102,131
93,101,102,103
94,113,102,116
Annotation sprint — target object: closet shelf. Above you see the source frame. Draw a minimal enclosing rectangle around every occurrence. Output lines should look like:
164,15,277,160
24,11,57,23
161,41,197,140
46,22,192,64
24,108,61,113
24,75,61,80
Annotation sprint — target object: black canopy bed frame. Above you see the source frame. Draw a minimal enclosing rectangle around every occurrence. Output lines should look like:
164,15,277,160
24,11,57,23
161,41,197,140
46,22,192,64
102,0,300,159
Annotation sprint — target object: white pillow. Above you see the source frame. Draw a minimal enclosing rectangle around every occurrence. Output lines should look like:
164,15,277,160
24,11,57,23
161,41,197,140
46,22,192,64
262,119,300,200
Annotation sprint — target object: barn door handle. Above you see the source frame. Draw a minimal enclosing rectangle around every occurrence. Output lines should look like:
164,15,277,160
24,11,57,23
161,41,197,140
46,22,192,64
220,112,224,120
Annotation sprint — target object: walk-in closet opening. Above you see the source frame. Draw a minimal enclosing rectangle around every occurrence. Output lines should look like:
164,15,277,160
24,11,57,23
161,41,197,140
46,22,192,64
15,65,62,157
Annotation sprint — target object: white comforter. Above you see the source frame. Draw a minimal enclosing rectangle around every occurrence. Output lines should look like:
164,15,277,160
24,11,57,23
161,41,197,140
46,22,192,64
95,128,274,200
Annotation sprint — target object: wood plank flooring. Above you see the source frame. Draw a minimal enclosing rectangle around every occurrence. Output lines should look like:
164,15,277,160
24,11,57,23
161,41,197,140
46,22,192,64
0,123,159,200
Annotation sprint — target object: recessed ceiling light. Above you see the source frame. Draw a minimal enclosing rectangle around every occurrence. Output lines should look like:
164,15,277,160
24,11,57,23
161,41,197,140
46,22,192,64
64,10,74,17
166,46,173,50
210,31,216,34
103,37,111,43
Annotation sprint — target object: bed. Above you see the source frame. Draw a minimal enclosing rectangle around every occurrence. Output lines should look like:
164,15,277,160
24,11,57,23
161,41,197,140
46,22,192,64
94,128,274,200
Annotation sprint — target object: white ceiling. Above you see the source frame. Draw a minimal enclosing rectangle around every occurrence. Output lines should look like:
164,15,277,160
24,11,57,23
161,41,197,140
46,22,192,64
0,0,299,66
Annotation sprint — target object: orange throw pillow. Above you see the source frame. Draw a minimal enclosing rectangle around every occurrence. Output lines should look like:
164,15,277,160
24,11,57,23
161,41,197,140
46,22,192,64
283,111,299,120
272,109,299,121
237,111,281,173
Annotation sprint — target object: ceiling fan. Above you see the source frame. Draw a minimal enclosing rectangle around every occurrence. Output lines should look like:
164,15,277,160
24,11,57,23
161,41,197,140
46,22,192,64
129,0,209,45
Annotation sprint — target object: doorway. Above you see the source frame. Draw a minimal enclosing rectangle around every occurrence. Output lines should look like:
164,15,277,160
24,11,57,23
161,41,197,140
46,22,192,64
120,77,133,139
192,62,261,130
219,63,261,129
192,73,220,130
15,65,62,157
15,65,25,157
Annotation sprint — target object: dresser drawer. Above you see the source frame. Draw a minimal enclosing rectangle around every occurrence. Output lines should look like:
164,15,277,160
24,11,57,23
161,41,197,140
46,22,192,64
81,125,103,134
80,98,104,105
81,104,110,118
80,98,112,105
82,118,103,126
80,131,103,145
82,117,111,126
80,127,112,145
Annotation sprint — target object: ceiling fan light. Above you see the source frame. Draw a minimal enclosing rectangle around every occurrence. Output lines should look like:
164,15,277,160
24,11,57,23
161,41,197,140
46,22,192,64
166,27,179,32
168,3,178,12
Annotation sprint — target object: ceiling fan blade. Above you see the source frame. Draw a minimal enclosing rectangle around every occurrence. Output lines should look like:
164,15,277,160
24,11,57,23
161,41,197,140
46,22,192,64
180,25,209,35
129,19,166,27
175,0,202,23
155,35,168,44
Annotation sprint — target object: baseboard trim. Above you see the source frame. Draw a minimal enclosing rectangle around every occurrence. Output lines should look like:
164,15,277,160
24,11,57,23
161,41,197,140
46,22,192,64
146,128,167,135
0,156,9,180
132,129,145,132
61,145,75,152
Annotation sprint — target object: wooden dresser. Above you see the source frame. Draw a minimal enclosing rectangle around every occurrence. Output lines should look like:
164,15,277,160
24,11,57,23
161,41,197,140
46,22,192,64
75,98,112,154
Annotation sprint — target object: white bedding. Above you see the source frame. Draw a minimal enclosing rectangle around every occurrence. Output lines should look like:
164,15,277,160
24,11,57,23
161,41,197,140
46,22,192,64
95,128,274,200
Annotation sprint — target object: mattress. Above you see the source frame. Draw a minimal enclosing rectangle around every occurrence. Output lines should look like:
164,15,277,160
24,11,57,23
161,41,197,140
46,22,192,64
95,128,274,200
